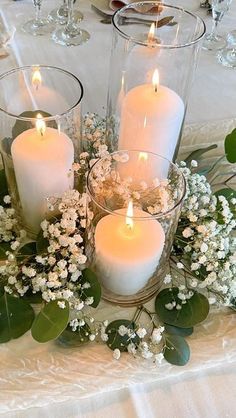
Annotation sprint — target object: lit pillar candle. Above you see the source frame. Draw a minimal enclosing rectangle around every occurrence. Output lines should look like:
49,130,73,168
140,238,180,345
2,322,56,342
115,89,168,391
8,68,68,115
11,114,74,235
119,69,185,162
94,200,165,295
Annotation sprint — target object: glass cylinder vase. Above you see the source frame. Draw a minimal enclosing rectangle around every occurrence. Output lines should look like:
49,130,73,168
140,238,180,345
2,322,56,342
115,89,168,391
87,150,186,306
0,65,83,238
106,2,206,161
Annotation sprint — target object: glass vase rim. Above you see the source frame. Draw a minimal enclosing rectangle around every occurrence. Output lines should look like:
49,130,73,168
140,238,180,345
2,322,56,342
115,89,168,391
87,149,187,221
112,2,206,49
0,65,84,122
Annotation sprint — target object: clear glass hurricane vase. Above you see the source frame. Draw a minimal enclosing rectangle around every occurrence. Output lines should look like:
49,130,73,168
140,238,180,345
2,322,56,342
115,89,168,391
87,150,186,306
106,2,206,162
0,65,83,239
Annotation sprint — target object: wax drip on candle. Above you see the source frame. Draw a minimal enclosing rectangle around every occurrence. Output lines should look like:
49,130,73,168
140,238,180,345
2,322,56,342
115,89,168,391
152,69,159,93
32,68,42,91
36,113,46,137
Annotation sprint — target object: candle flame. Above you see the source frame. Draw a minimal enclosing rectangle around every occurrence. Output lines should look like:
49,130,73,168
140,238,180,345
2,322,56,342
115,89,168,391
36,113,46,136
32,68,42,90
138,152,148,162
126,200,134,230
152,69,159,93
148,23,155,44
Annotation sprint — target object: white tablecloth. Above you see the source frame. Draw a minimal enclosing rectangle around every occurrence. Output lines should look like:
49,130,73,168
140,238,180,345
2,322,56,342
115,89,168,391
0,1,236,417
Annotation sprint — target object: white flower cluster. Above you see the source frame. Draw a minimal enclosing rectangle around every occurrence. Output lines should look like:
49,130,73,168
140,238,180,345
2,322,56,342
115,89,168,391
110,323,165,366
172,162,236,306
4,190,94,314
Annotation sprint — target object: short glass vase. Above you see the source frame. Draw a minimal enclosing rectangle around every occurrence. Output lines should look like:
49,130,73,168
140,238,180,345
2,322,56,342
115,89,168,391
87,150,186,306
0,65,83,239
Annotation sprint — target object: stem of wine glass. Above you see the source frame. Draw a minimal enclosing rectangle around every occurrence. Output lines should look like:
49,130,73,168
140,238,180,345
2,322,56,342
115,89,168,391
34,0,42,23
67,0,74,26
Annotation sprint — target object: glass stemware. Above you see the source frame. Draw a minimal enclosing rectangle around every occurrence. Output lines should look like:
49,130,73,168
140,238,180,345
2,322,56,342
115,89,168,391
218,30,236,67
202,0,232,51
51,0,90,46
48,0,83,26
22,0,53,36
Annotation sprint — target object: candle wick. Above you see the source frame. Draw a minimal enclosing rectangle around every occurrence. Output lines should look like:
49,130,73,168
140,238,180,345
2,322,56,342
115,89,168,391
155,85,158,93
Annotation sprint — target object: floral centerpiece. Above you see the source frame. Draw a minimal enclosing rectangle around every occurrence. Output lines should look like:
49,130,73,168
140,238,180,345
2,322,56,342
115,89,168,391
0,114,235,366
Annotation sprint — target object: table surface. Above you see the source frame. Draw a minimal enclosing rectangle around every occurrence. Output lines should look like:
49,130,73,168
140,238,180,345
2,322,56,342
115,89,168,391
0,1,236,417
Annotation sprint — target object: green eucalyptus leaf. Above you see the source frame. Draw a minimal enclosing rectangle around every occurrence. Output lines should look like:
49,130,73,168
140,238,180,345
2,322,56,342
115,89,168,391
164,334,190,366
0,242,12,260
36,229,49,255
0,280,6,297
155,288,209,328
31,299,69,343
57,323,91,347
184,144,217,166
164,323,193,337
0,169,9,205
16,242,37,261
106,319,139,352
22,290,42,304
81,268,101,308
225,128,236,163
12,111,53,139
214,188,236,200
1,137,13,156
0,293,35,343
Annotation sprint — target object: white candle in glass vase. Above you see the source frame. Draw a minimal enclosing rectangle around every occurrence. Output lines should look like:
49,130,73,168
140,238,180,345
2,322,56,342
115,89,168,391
94,201,165,296
119,69,185,162
11,114,74,235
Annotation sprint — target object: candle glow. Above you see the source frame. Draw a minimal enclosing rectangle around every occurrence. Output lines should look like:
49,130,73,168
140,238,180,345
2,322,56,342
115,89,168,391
36,113,46,136
32,68,42,90
126,200,134,230
152,69,159,93
148,23,155,45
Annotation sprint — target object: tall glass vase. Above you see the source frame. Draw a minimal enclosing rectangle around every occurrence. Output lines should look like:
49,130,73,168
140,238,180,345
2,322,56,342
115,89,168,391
106,2,206,161
0,65,83,238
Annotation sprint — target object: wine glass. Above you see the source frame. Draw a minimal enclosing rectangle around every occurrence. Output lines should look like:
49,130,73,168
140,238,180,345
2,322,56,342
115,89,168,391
218,30,236,67
202,0,232,51
51,0,90,46
48,0,83,26
0,15,15,59
22,0,54,36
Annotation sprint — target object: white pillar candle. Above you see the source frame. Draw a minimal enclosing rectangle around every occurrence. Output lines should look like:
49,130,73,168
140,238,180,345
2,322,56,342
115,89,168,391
119,70,185,163
11,115,74,235
94,202,165,296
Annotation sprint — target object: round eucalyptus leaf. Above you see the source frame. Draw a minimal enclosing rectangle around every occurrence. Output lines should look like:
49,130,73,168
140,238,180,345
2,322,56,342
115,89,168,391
57,323,91,347
16,242,37,262
225,128,236,163
0,293,35,343
0,242,12,260
155,288,209,328
164,324,193,337
22,290,42,304
31,300,69,343
36,229,49,255
0,169,9,205
164,334,190,366
81,268,101,308
106,319,139,352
